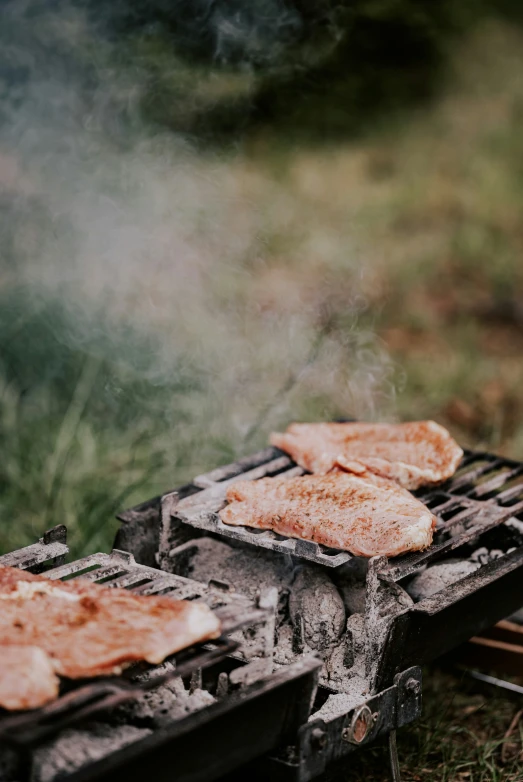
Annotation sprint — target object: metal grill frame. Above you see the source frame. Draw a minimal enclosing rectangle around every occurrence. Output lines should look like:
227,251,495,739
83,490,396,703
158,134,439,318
154,445,523,691
51,658,321,782
113,441,523,782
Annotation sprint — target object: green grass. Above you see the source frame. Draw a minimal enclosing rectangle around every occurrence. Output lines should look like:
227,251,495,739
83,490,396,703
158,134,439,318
332,667,523,781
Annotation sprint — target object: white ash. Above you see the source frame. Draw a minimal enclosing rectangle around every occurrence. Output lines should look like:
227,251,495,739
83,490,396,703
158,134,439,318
172,536,294,616
363,556,414,686
115,675,215,728
406,559,480,601
289,566,346,652
273,621,295,666
470,547,507,566
275,563,349,689
324,634,355,689
310,675,369,723
31,723,152,782
506,518,523,536
170,535,352,679
470,547,490,566
167,535,378,695
180,538,354,690
273,619,356,693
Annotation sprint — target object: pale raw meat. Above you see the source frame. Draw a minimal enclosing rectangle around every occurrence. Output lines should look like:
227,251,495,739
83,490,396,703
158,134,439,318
220,471,436,558
270,420,463,489
0,566,221,681
0,645,60,711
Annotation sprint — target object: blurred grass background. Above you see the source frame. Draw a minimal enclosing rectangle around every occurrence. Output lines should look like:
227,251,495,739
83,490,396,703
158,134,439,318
2,3,523,776
2,3,523,558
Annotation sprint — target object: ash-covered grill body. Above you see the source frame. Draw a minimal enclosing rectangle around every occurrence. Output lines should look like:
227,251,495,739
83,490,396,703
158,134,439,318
0,536,318,782
113,444,523,779
8,445,522,782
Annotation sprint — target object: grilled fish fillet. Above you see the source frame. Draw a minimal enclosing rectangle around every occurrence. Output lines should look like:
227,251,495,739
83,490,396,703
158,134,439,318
0,566,221,683
270,420,463,489
220,471,436,557
0,645,60,711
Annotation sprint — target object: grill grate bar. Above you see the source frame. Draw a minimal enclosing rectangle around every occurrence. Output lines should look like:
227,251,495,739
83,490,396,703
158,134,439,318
103,572,155,590
428,496,460,514
381,500,523,582
72,565,128,583
132,578,202,600
469,466,523,499
163,445,523,577
173,501,351,568
0,525,68,573
44,550,263,623
44,553,113,581
496,480,523,504
181,458,299,510
428,497,477,527
193,447,282,487
444,454,500,490
436,502,482,530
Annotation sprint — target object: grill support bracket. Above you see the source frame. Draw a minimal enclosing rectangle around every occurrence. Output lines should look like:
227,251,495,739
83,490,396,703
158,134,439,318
265,666,422,782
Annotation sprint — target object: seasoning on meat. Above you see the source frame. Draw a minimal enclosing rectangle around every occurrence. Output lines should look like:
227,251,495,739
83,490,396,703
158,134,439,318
0,645,60,711
0,566,221,681
220,471,436,558
270,420,463,489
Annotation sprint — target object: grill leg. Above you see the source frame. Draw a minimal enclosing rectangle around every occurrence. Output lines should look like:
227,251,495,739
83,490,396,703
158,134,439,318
388,730,401,782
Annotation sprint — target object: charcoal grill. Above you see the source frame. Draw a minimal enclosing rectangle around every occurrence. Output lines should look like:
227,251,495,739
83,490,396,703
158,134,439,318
115,441,523,781
0,532,320,782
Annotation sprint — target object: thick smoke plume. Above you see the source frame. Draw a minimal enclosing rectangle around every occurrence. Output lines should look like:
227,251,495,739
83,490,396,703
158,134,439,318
0,0,395,552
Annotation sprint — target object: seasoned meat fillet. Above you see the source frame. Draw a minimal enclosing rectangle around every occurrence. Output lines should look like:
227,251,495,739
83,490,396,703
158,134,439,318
0,566,221,681
270,420,463,489
0,645,60,711
220,471,436,558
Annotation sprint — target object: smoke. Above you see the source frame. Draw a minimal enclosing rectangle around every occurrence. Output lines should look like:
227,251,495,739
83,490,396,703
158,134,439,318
0,0,396,551
85,0,345,67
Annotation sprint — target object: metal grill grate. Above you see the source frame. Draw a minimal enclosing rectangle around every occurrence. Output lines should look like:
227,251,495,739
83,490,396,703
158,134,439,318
0,525,68,573
43,549,269,634
0,547,271,747
166,447,523,574
169,448,350,568
380,451,523,581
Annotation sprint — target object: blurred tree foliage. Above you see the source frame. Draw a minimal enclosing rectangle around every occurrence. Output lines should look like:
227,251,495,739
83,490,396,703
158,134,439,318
79,0,516,139
2,0,520,140
96,0,483,68
2,0,523,558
